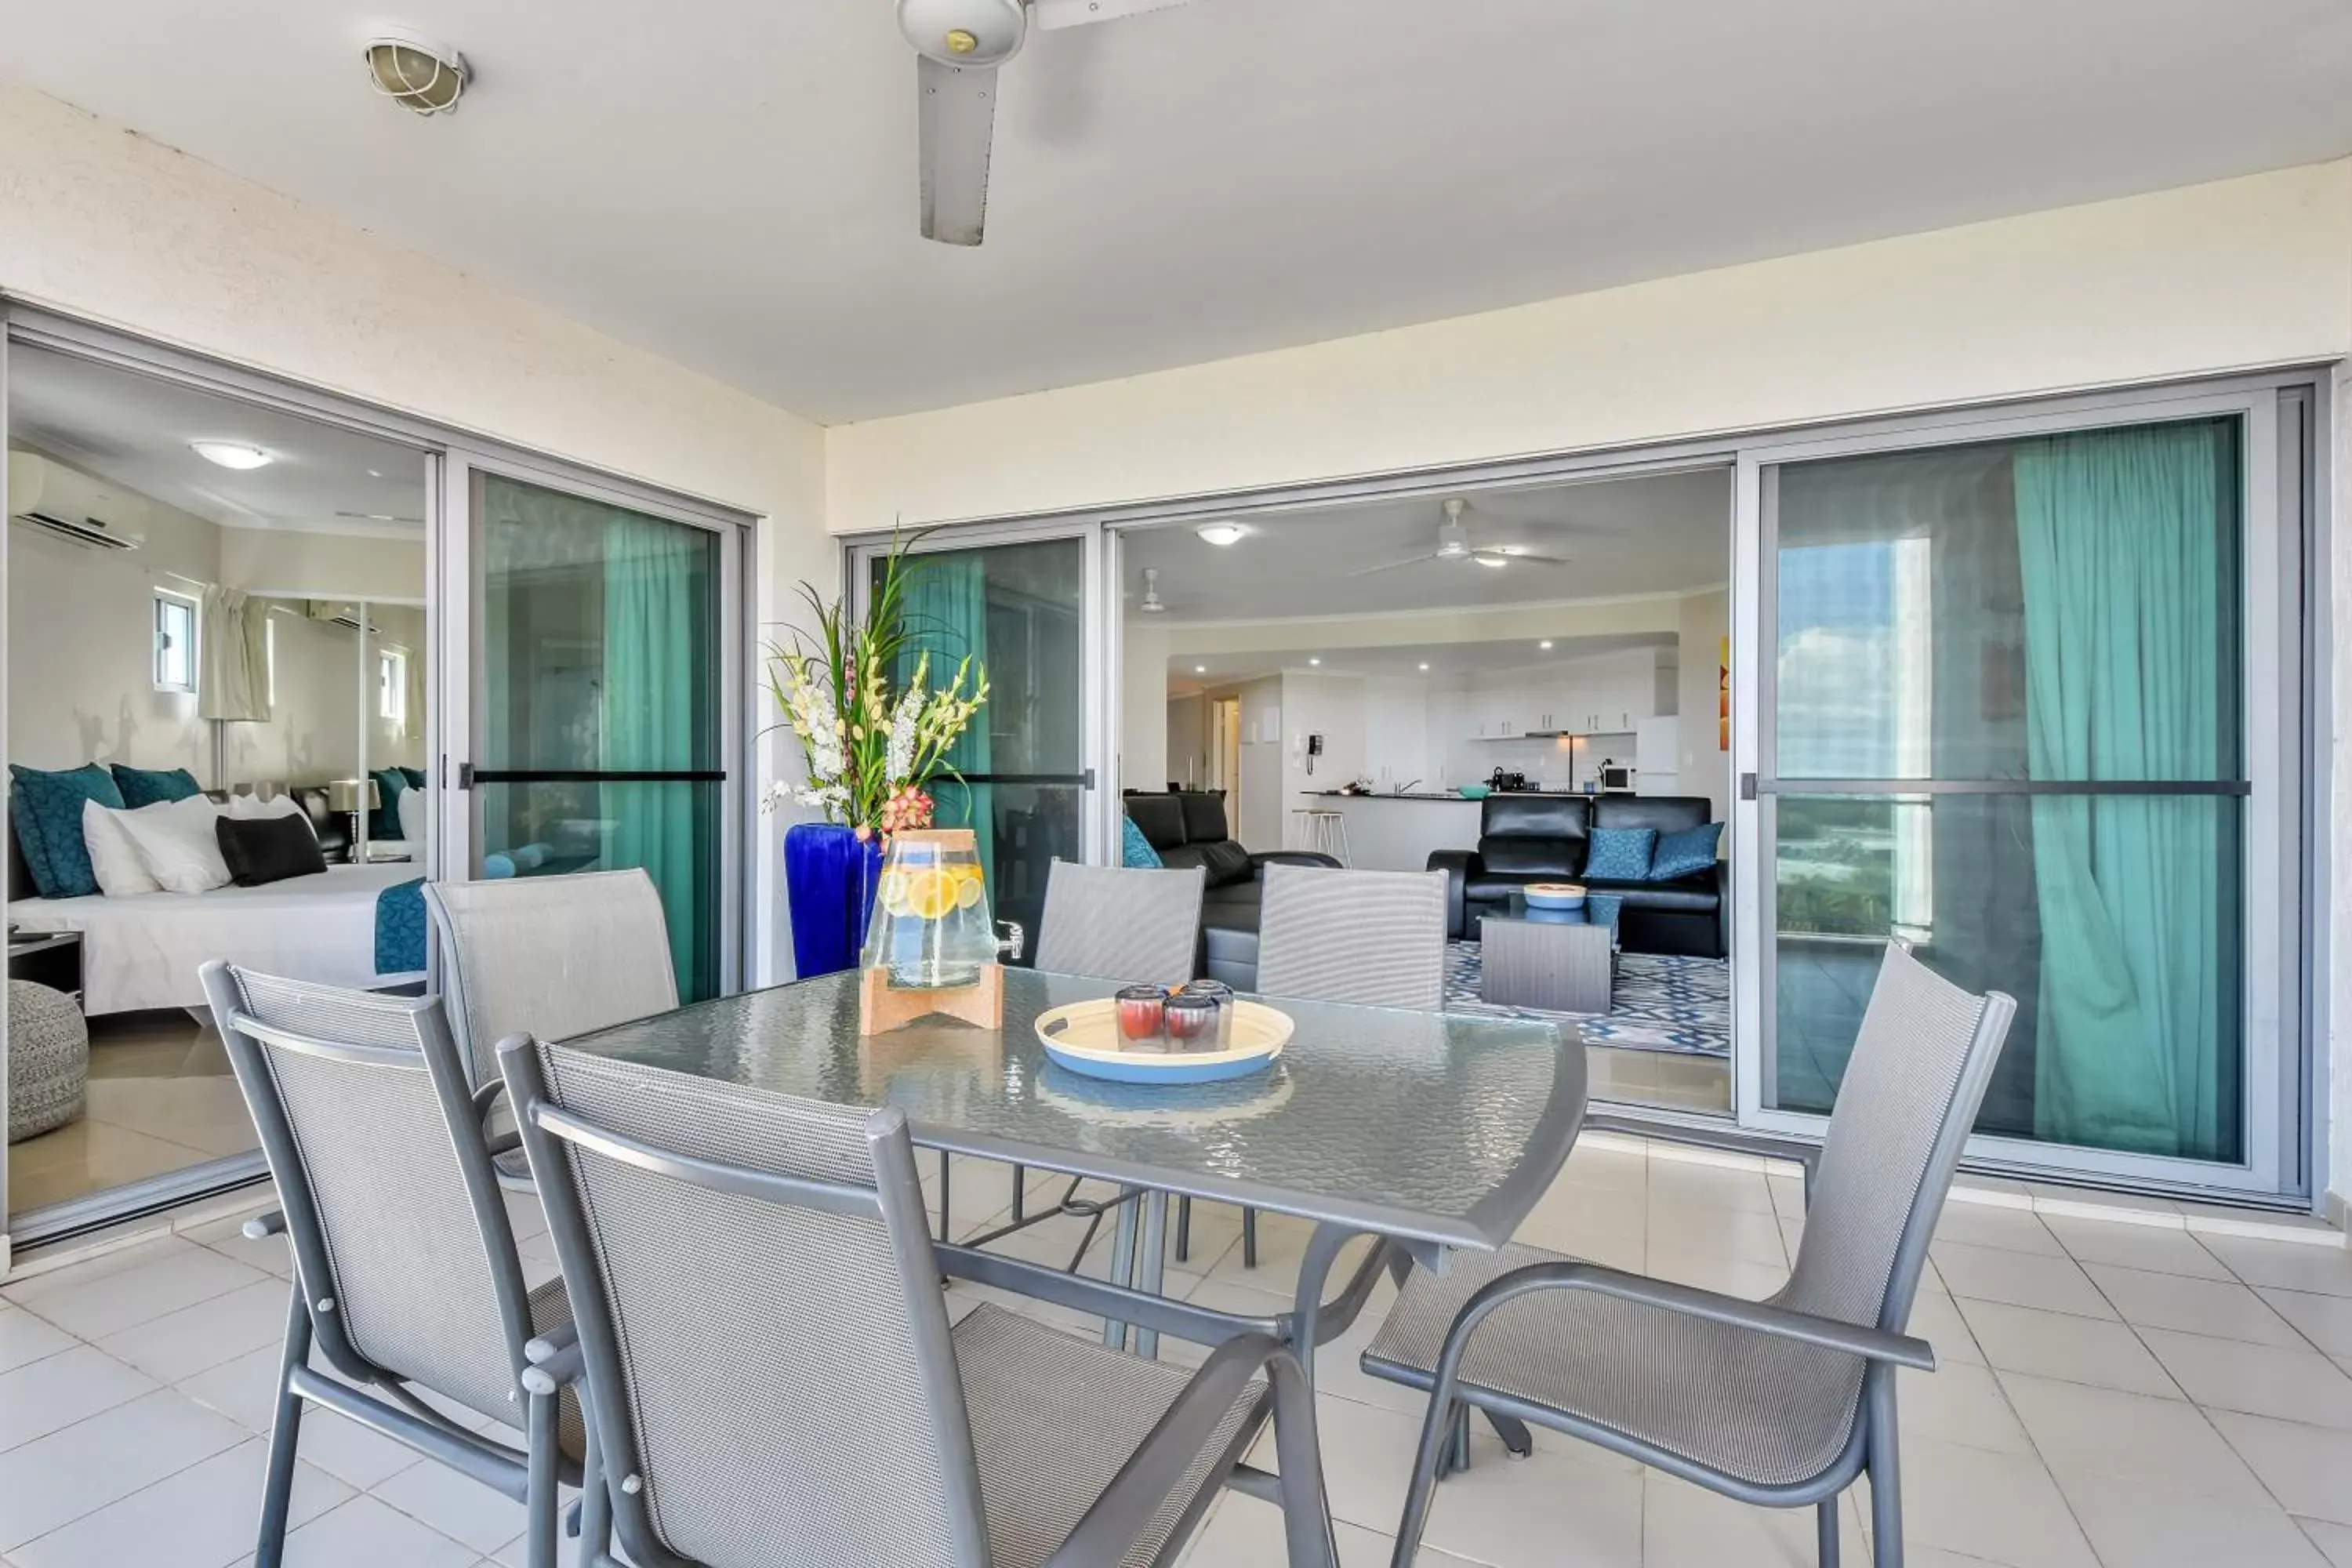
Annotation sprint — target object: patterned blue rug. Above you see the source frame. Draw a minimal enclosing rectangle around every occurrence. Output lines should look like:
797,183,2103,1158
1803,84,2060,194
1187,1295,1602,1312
1443,942,1730,1057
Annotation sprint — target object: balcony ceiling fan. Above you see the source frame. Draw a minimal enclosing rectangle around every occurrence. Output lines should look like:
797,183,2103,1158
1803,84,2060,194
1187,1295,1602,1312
1348,499,1577,577
898,0,1198,245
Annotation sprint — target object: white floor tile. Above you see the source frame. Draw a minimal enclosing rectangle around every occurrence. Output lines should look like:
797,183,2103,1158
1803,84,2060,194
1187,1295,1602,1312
1931,1205,2067,1258
1896,1362,2034,1455
2256,1287,2352,1358
2201,1236,2352,1298
1643,1199,1789,1269
174,1343,283,1432
1519,1180,1649,1243
1642,1472,1864,1568
0,1306,77,1376
179,1218,295,1280
1955,1297,2181,1398
0,1389,245,1549
1642,1246,1788,1299
95,1279,290,1385
1642,1158,1776,1216
1901,1289,1987,1369
2084,1263,2307,1346
1877,1434,2098,1568
9,1438,345,1568
0,1345,158,1453
1421,1438,1644,1567
1,1238,199,1309
1175,1492,1457,1568
1930,1243,2114,1319
10,1246,267,1343
2136,1328,2352,1430
369,1459,528,1554
276,1408,426,1491
278,1495,474,1568
2044,1216,2232,1279
2052,1469,2330,1567
1996,1370,2271,1506
2302,1518,2352,1567
2206,1410,2352,1528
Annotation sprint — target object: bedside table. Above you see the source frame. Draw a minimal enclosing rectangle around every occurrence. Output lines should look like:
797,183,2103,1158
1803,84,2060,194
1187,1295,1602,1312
9,929,83,1001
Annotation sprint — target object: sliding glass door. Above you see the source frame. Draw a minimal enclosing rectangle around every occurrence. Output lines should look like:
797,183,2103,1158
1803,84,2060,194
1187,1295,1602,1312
849,529,1104,962
449,465,745,1001
1736,383,2305,1195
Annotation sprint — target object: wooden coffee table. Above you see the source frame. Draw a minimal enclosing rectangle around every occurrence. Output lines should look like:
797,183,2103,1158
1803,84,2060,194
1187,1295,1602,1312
1478,893,1618,1014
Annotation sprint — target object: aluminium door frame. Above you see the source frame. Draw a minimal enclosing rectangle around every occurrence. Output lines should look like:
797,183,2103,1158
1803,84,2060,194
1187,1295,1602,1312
1732,370,2323,1202
0,303,759,1252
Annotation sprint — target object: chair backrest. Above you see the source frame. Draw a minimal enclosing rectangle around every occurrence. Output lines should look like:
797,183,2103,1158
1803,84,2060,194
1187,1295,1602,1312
426,869,680,1088
1779,943,2016,1337
1254,864,1447,1009
196,960,535,1424
1590,794,1711,837
501,1036,985,1568
1476,795,1591,877
1033,859,1204,986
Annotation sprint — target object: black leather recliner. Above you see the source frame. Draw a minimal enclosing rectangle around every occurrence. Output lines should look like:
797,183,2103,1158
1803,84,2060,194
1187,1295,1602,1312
1124,792,1339,988
1427,793,1727,958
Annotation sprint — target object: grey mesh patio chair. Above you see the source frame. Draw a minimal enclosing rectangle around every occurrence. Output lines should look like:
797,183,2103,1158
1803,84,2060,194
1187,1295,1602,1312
960,858,1205,1248
1362,943,2016,1568
195,960,595,1568
496,1029,1338,1568
426,869,680,1184
1192,864,1446,1268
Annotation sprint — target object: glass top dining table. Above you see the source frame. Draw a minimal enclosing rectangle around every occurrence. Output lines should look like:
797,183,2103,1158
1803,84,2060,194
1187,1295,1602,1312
559,967,1586,1255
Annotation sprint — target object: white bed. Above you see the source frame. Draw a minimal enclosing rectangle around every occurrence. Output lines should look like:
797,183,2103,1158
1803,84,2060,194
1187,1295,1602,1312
9,862,424,1014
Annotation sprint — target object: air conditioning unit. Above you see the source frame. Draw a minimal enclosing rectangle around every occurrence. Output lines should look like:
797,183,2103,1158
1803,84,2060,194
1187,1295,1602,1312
6,452,149,551
306,601,369,633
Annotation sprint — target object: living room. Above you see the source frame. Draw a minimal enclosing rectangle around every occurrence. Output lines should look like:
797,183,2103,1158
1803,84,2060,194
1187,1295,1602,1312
1119,464,1735,1113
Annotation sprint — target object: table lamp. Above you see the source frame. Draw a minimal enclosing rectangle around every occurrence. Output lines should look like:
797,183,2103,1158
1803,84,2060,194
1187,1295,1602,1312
326,778,379,858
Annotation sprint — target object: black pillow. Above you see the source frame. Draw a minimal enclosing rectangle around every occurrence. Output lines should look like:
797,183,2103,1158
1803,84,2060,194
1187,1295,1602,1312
1194,839,1254,888
216,813,329,887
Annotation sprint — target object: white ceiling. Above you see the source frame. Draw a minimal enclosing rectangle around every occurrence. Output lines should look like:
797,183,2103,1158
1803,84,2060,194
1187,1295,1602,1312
7,346,428,536
1124,465,1730,620
1171,631,1674,694
2,2,2347,422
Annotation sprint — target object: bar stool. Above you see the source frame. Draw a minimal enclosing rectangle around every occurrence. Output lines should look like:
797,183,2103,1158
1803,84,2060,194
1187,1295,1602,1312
1291,808,1352,866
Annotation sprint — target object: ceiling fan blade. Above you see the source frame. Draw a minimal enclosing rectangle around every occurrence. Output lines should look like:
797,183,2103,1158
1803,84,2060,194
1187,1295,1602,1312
1474,550,1574,568
917,55,998,246
1348,552,1441,578
1031,0,1193,29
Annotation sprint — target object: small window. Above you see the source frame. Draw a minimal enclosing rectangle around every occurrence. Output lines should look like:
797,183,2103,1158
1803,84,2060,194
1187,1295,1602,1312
154,592,198,693
265,616,277,710
379,648,408,728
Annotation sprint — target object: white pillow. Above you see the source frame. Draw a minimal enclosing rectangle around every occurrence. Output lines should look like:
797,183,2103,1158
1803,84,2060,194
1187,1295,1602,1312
227,791,316,836
397,785,424,844
82,798,165,897
115,793,233,895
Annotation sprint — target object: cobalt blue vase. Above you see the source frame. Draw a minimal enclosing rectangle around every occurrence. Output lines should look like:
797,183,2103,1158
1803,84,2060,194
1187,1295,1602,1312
784,821,884,978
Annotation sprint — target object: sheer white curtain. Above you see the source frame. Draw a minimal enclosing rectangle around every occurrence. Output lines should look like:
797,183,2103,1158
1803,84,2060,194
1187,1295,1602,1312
198,586,270,722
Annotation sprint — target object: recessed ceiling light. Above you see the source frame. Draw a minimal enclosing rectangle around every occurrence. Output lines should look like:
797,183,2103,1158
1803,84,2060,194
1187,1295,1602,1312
1194,522,1247,546
1308,657,1321,666
1194,665,1207,674
1417,662,1430,672
1539,640,1554,650
366,468,383,479
191,441,272,470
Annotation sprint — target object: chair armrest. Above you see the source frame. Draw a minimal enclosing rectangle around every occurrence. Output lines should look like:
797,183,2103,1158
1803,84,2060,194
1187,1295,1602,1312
1045,1333,1323,1568
1439,1258,1934,1374
1425,850,1478,939
241,1208,289,1242
1250,851,1341,872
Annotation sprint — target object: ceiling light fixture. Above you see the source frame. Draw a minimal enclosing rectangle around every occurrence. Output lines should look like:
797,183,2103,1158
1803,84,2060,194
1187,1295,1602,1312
1308,657,1321,666
1472,555,1508,569
364,31,469,115
1538,640,1554,650
1418,662,1430,671
190,441,272,470
1194,522,1247,547
1195,665,1207,674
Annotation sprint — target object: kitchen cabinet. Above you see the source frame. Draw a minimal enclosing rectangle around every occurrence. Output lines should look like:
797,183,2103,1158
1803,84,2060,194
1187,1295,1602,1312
1468,652,1673,739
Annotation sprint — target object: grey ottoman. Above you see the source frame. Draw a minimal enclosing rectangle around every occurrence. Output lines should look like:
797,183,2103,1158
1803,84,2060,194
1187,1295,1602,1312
9,979,88,1143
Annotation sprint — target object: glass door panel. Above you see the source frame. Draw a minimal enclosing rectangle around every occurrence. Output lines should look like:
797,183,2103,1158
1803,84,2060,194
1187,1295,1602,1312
1756,412,2275,1175
867,536,1089,962
474,471,727,1000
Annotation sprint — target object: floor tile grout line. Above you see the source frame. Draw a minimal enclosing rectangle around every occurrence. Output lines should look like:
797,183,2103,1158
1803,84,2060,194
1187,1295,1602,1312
5,1420,269,1565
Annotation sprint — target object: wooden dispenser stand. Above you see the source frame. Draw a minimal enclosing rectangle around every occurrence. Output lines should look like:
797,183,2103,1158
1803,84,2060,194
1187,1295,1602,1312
858,961,1004,1035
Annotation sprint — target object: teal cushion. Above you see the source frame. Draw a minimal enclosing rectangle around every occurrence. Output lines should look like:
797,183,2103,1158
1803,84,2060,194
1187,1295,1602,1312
1647,822,1722,881
1581,826,1657,882
397,766,426,789
370,768,408,840
9,764,125,898
110,764,201,808
1121,815,1164,869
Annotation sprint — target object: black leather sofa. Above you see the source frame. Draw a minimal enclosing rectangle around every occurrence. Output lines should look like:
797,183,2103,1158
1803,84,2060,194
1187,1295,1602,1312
1428,793,1728,959
1123,792,1338,988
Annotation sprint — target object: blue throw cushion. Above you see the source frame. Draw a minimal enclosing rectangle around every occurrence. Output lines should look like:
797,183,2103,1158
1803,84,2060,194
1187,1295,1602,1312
1647,822,1723,881
110,764,202,808
1581,826,1657,882
370,767,408,840
1121,814,1164,869
9,763,126,898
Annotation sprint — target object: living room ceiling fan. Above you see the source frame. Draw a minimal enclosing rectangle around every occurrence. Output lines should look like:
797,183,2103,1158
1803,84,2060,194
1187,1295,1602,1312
898,0,1199,245
1348,499,1577,577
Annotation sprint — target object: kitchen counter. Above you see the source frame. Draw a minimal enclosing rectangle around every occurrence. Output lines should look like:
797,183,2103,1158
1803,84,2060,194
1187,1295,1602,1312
1299,790,1483,872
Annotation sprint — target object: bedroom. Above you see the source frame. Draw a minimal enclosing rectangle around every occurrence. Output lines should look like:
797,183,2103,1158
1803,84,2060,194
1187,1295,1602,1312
5,344,430,1223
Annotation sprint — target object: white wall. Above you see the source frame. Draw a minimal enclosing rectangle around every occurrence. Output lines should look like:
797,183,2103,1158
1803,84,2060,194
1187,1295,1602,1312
1164,693,1207,791
1278,671,1365,840
0,82,830,988
1362,676,1435,793
1120,619,1170,796
1235,677,1283,852
1677,589,1732,824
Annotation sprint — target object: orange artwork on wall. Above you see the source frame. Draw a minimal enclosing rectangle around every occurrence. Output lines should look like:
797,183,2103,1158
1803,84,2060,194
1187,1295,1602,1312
1719,636,1730,751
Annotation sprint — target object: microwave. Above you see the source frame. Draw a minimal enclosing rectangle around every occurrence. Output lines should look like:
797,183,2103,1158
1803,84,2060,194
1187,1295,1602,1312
1598,764,1634,793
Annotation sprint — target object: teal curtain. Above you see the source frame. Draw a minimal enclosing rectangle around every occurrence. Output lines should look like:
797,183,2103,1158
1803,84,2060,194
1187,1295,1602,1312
896,556,994,876
604,510,715,999
2016,423,2234,1160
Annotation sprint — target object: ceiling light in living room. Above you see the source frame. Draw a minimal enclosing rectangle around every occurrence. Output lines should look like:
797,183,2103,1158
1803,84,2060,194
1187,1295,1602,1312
1418,662,1430,671
1539,640,1553,650
1195,523,1247,546
190,441,271,470
1308,657,1321,666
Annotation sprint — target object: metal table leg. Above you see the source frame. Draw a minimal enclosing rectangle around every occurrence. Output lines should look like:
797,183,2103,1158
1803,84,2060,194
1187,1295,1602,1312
1102,1185,1142,1350
1132,1192,1169,1362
